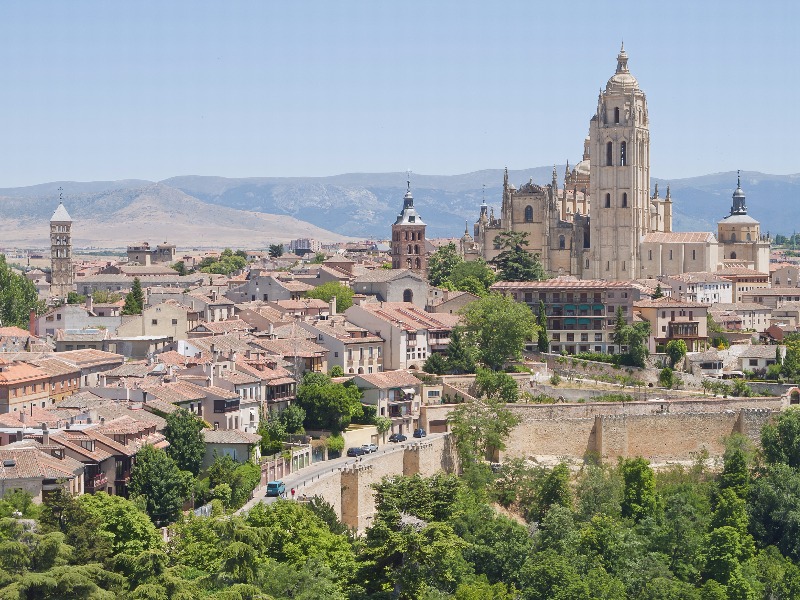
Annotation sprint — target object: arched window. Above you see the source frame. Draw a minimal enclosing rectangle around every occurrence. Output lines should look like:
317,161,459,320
405,231,409,241
605,193,611,208
731,232,737,242
357,367,364,374
614,107,620,124
730,252,737,260
620,141,627,166
415,258,421,269
407,245,412,254
622,193,628,207
406,258,412,268
583,228,590,248
746,233,752,241
606,142,613,166
414,245,419,255
559,235,566,250
585,258,589,268
403,289,413,302
524,205,533,222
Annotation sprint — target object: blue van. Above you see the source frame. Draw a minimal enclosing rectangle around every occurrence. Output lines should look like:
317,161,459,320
266,480,286,497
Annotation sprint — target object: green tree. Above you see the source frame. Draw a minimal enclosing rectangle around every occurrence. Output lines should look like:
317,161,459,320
129,445,191,526
0,255,44,328
39,488,113,564
122,277,145,315
91,289,123,303
537,300,549,353
666,339,688,368
171,260,188,275
268,244,284,258
428,242,463,287
652,283,665,299
536,463,573,522
613,306,627,347
66,291,86,305
164,408,206,475
761,407,800,467
305,281,355,311
258,417,288,455
295,372,363,433
719,446,749,499
620,457,657,523
329,365,344,377
448,398,520,464
491,231,547,282
78,492,162,556
311,251,327,264
459,293,537,370
748,462,800,560
447,328,476,374
448,260,496,296
658,367,675,389
278,404,307,434
474,368,519,403
423,352,448,375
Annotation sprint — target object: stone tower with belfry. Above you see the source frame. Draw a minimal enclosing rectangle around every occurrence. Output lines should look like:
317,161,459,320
391,175,427,273
49,188,74,298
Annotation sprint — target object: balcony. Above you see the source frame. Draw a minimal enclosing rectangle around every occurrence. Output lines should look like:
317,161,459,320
115,470,131,483
214,399,240,413
86,473,108,493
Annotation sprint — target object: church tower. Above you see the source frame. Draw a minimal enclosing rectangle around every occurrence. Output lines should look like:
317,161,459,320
50,196,73,298
589,44,650,280
391,177,427,272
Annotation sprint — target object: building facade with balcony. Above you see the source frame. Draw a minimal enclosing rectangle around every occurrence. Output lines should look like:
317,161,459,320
299,316,384,375
354,370,421,436
633,297,709,353
491,279,642,355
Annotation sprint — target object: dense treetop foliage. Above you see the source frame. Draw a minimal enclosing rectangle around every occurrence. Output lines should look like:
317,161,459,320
0,254,44,328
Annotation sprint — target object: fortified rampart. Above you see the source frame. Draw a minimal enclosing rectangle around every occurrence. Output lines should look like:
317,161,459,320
298,434,459,531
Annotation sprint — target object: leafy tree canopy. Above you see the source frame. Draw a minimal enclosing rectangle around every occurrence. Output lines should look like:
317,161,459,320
491,231,547,282
0,255,45,328
305,281,355,311
164,408,207,475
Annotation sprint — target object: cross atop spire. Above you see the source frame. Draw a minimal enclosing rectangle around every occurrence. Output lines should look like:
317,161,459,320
737,169,741,189
58,186,63,203
616,42,629,74
406,169,411,192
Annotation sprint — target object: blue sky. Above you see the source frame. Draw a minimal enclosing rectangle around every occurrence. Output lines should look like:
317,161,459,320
0,0,798,186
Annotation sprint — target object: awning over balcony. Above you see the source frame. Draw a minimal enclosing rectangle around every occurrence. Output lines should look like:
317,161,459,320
401,387,416,395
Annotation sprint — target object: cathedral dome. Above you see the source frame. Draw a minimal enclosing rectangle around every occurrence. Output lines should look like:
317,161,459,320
606,44,639,91
575,159,590,175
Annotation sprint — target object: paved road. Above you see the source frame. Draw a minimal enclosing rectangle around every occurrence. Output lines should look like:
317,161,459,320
238,434,444,513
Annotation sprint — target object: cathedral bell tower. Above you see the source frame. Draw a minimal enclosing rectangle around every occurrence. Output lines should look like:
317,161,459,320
49,190,74,298
391,176,427,272
589,44,650,280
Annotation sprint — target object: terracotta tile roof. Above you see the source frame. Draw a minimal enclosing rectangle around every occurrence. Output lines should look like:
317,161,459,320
52,349,125,369
155,350,210,367
739,345,782,359
0,443,83,480
0,361,48,385
0,406,62,428
716,267,770,277
634,297,709,309
742,288,800,296
355,302,455,333
354,370,421,389
104,362,163,378
0,327,34,339
667,272,732,283
641,232,717,244
491,278,636,290
710,303,771,312
51,431,114,461
192,320,254,334
253,338,328,358
273,299,330,311
202,429,262,445
30,357,80,378
353,269,423,284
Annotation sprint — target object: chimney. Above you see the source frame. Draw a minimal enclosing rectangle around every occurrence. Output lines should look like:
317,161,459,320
86,295,93,313
29,309,37,336
19,411,26,424
100,417,105,425
42,423,50,446
268,323,274,337
15,430,23,442
329,295,337,316
211,290,218,302
213,422,219,430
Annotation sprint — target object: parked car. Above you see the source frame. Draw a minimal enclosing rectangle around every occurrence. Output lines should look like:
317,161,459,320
413,428,427,438
347,446,367,457
388,433,407,443
362,443,378,453
266,480,286,497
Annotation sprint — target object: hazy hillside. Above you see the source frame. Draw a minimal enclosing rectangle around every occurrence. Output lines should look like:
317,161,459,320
0,183,353,248
1,169,797,248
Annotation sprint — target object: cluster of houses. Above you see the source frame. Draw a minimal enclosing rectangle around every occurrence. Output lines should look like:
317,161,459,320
0,250,467,503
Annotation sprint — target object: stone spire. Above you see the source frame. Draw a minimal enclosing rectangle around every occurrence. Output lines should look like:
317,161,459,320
731,170,747,215
616,42,629,74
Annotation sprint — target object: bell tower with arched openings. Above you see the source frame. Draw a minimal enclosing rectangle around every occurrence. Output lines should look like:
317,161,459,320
391,175,427,273
49,188,74,298
588,44,651,280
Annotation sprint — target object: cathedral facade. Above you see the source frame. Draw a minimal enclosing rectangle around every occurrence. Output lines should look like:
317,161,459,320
467,45,769,280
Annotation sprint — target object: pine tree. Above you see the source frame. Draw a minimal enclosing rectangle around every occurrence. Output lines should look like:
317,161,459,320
537,300,549,353
122,277,144,315
652,283,665,299
446,328,476,374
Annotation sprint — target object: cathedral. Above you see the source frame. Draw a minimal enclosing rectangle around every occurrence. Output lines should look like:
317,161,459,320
464,45,769,280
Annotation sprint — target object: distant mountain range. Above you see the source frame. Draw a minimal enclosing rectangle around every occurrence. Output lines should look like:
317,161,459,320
0,169,797,248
